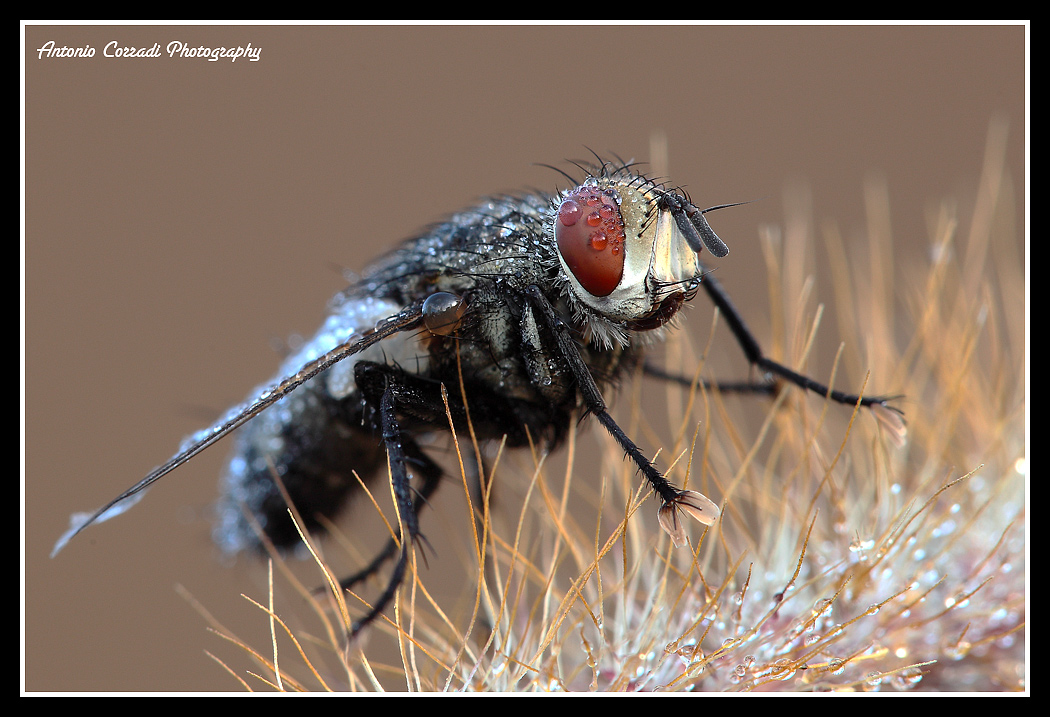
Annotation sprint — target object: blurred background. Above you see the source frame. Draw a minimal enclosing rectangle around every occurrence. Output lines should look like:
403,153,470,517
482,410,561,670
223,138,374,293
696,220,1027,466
24,24,1025,691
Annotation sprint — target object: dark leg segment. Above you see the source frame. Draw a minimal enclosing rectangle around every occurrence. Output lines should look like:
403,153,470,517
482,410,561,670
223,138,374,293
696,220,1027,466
642,362,778,397
524,285,680,505
698,272,899,410
336,437,442,604
345,364,445,636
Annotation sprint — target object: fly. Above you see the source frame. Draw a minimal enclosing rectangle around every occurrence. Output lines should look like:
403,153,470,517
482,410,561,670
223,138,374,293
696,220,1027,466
53,156,902,635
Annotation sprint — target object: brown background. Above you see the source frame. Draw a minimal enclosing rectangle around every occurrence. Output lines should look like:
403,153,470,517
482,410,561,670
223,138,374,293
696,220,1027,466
24,24,1025,692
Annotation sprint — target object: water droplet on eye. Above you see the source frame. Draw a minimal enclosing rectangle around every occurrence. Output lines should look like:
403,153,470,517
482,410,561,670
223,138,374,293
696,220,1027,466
557,199,581,226
555,184,627,297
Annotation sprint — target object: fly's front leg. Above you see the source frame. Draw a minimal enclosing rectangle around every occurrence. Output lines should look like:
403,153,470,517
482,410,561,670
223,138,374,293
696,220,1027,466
699,272,901,411
523,286,718,546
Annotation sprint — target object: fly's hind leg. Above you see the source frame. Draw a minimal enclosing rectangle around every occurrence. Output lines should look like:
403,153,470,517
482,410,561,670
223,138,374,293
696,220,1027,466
345,362,445,636
335,436,441,621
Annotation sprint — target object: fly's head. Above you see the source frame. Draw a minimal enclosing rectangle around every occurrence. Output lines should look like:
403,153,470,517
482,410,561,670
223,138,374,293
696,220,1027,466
549,164,731,348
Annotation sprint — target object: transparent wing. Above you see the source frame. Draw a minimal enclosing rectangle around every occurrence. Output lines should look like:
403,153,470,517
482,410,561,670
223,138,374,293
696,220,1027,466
51,302,426,557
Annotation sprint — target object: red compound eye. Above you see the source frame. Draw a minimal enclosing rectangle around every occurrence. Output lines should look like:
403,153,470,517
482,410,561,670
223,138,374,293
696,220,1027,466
555,186,626,297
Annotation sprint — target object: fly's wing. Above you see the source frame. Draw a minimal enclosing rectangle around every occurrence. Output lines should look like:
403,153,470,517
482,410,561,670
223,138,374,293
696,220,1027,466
51,302,426,557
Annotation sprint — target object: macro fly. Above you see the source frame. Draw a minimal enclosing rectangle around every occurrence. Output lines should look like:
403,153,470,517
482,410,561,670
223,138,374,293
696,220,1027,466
54,157,900,635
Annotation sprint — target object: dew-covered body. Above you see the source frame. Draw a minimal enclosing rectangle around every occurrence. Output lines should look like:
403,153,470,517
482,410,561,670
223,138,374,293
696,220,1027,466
55,158,897,634
215,191,637,553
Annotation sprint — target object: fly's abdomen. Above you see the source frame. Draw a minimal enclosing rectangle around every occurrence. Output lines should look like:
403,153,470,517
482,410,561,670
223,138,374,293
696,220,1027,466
213,380,384,553
213,295,423,553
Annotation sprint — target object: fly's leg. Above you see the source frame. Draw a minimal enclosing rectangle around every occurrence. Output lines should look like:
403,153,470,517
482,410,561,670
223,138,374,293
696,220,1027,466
524,286,717,544
696,272,901,411
524,286,679,505
642,362,778,397
336,437,441,605
348,363,443,636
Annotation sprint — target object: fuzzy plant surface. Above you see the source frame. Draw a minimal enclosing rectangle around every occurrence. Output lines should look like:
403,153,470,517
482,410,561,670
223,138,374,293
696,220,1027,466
193,122,1025,693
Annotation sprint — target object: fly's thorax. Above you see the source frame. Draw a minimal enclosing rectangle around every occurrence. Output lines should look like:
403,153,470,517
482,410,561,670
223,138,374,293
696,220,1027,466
551,177,704,343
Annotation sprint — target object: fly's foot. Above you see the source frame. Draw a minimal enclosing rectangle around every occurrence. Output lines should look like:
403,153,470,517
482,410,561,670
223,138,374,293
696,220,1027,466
657,489,720,548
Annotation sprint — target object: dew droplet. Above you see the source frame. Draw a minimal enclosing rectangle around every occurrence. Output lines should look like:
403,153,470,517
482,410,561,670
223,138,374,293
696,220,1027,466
772,659,796,681
863,671,883,691
890,666,923,690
